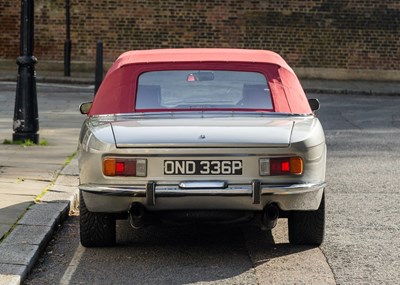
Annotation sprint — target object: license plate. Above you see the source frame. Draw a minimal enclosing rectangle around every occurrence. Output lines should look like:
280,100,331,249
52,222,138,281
164,160,243,175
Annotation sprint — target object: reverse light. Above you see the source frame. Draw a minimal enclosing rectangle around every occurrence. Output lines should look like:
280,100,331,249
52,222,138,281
259,158,270,176
259,157,303,176
103,158,147,177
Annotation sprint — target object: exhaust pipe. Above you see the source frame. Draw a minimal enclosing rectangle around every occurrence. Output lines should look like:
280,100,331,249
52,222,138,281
262,204,279,230
129,203,146,229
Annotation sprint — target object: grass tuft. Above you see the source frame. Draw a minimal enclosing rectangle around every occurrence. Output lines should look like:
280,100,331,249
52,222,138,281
21,139,35,147
2,138,49,146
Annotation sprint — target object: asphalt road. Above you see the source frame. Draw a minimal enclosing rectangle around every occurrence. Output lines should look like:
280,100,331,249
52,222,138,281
24,93,400,285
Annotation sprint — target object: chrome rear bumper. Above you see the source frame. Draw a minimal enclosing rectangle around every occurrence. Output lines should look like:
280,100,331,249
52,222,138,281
80,181,326,212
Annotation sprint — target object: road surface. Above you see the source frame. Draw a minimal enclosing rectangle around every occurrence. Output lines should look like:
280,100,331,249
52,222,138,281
24,92,400,284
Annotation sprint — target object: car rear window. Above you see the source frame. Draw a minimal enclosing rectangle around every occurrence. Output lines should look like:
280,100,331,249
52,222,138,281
135,70,272,111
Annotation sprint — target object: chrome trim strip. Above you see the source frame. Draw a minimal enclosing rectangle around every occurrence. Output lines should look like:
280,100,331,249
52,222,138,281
99,153,289,158
156,189,250,197
80,182,326,197
261,182,327,195
80,185,146,197
116,143,288,149
92,111,314,120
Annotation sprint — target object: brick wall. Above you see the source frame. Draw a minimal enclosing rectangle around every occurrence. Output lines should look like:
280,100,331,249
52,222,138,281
0,0,399,70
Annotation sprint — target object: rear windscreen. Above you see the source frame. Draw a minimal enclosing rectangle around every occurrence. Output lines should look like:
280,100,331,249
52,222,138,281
135,70,273,111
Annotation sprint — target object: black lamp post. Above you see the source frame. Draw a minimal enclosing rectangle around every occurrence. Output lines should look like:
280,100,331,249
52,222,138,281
13,0,39,144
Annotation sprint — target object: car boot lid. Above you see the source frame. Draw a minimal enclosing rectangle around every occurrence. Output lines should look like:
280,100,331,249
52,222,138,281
110,117,294,148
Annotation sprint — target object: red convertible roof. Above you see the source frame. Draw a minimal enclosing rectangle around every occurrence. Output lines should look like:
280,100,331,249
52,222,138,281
91,49,311,115
107,48,294,77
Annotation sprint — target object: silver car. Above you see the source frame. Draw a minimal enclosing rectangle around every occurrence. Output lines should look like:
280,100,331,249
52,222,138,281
78,48,326,247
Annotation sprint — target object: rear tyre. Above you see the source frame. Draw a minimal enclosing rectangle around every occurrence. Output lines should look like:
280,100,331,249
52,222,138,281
79,190,116,247
288,193,325,246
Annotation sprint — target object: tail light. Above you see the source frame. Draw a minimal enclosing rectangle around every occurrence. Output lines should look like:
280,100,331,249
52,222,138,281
103,158,147,177
259,157,303,176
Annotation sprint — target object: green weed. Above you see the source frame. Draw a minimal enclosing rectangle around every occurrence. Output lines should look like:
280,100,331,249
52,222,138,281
2,138,49,146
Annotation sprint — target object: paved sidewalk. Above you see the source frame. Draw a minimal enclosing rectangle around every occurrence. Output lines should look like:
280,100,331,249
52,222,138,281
301,79,400,96
0,81,93,284
0,71,398,284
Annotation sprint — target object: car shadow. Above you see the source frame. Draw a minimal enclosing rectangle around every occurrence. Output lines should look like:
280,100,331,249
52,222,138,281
241,224,316,266
82,220,314,284
25,213,320,284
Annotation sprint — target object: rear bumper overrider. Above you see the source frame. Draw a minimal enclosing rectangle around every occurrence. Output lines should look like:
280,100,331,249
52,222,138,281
80,181,326,212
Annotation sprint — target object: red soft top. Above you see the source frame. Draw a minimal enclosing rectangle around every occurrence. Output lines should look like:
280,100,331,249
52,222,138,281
90,49,311,115
106,48,294,78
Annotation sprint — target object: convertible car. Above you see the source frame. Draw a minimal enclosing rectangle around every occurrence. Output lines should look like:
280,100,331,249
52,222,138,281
78,48,326,247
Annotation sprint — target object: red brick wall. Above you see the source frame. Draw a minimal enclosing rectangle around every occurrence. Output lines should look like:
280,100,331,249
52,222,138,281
0,0,399,70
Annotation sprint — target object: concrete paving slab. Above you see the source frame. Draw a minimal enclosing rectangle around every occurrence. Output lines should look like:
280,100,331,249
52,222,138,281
17,202,69,228
0,199,33,239
0,194,36,206
0,206,30,226
0,145,74,155
0,180,50,196
0,151,69,166
0,224,12,240
0,145,18,152
0,199,33,226
0,178,22,184
0,159,62,170
48,184,78,193
0,167,57,182
54,175,79,187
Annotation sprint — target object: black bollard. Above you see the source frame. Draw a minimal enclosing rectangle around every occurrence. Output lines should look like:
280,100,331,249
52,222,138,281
64,39,71,76
94,39,103,95
64,0,71,76
13,0,39,144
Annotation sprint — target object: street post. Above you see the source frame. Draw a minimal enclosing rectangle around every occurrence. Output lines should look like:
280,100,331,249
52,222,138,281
13,0,39,144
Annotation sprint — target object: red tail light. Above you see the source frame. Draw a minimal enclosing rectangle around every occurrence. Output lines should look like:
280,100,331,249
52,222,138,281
103,158,147,177
270,157,303,175
260,157,303,176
